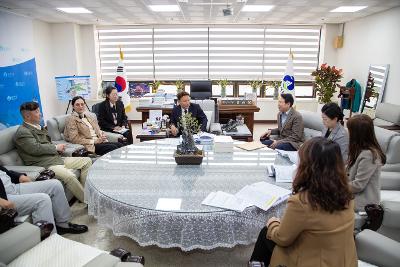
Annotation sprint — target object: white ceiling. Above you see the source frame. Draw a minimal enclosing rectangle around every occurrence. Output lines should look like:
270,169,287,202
1,0,399,25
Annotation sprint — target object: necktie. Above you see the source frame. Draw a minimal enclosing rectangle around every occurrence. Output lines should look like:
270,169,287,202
184,109,188,114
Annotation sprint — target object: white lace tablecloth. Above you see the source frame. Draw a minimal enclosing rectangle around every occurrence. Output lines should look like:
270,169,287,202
85,138,292,251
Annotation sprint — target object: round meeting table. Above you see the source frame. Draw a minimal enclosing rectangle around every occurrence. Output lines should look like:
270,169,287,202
85,138,291,251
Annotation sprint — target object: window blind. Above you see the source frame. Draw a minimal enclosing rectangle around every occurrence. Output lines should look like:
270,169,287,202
98,27,154,81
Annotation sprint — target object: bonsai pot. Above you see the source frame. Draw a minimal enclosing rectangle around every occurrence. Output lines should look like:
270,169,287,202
174,150,204,165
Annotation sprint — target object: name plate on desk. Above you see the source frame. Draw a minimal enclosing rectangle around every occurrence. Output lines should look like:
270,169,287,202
220,100,253,105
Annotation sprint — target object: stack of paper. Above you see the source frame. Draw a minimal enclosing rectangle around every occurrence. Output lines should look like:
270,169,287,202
202,181,291,212
214,135,234,153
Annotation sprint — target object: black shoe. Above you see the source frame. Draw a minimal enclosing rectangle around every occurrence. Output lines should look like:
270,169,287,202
56,223,88,235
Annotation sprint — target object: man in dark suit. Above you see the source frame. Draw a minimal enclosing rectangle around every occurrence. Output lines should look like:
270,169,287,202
97,86,133,144
260,94,304,151
170,91,208,136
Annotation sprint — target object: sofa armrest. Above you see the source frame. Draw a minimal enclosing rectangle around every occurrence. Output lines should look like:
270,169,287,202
105,132,123,143
4,165,45,180
356,229,400,267
52,141,85,157
0,222,41,265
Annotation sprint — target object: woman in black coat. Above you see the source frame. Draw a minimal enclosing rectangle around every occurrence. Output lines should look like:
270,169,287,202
97,86,133,144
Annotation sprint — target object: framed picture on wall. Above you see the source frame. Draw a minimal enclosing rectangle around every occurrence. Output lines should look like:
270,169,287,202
129,82,150,97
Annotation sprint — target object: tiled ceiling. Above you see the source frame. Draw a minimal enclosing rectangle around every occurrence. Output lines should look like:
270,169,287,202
0,0,399,25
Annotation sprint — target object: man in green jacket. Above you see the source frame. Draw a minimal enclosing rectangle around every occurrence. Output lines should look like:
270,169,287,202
14,102,91,203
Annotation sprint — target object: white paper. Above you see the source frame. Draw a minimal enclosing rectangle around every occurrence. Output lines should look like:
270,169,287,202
149,109,162,122
275,149,299,165
201,191,250,212
155,198,182,211
235,185,277,211
273,164,297,183
115,128,129,134
251,181,291,206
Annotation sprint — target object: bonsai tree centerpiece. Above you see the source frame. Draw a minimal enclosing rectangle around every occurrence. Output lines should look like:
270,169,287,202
218,79,228,98
312,63,343,104
174,112,204,165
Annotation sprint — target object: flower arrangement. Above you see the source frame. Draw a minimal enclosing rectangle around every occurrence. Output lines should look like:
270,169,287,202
175,80,185,93
218,79,229,97
312,63,343,104
150,80,161,93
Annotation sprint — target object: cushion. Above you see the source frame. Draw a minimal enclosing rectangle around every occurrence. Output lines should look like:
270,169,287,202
9,234,103,267
46,118,62,141
381,190,400,203
0,126,19,154
299,110,324,132
303,128,322,141
0,149,25,166
204,111,213,131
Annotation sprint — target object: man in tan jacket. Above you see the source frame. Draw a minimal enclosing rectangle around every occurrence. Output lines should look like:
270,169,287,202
14,102,92,203
260,94,304,151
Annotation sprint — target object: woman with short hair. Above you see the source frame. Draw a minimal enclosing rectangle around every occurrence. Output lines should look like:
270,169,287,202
250,137,356,267
347,114,386,211
321,102,349,160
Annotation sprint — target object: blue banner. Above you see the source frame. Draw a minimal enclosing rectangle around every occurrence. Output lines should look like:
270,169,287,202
0,58,42,129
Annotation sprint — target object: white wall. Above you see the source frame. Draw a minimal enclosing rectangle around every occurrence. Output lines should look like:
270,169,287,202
335,7,400,105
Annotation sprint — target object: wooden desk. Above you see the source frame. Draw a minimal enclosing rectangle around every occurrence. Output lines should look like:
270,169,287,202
136,106,173,122
218,104,260,134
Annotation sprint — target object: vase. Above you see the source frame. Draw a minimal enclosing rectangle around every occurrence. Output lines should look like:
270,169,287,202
221,87,226,98
273,86,279,100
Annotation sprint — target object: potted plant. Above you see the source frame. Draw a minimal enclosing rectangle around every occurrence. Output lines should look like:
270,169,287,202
150,80,161,94
312,63,343,104
218,79,228,98
249,80,262,94
175,80,185,93
174,113,204,165
267,81,281,100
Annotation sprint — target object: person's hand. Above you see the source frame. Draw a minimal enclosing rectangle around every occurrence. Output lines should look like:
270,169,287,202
0,198,15,209
266,217,280,227
100,133,108,143
56,144,66,152
170,125,178,136
19,175,31,183
269,140,278,149
260,130,271,140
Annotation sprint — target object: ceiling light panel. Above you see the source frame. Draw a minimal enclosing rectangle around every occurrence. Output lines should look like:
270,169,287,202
148,5,180,12
242,5,274,12
330,6,368,12
56,7,93,13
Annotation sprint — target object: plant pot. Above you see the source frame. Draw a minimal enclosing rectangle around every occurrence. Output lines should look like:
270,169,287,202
174,150,204,165
221,87,226,98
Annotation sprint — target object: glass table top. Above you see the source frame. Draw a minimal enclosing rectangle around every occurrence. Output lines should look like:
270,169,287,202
86,138,293,214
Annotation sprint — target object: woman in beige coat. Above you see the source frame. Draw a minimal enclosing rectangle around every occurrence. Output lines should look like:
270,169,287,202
250,137,357,267
347,114,386,211
64,96,124,156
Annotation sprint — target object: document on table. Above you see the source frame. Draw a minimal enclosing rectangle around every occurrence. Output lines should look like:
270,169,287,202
201,182,291,212
202,191,251,212
275,149,299,165
235,185,277,211
114,128,129,134
273,164,297,183
236,141,266,151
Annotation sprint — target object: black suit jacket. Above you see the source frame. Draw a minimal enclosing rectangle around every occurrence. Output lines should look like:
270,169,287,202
0,166,23,200
97,100,128,132
170,103,208,133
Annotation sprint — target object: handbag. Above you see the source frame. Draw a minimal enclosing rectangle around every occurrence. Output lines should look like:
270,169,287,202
72,148,89,157
0,208,18,234
361,204,384,231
